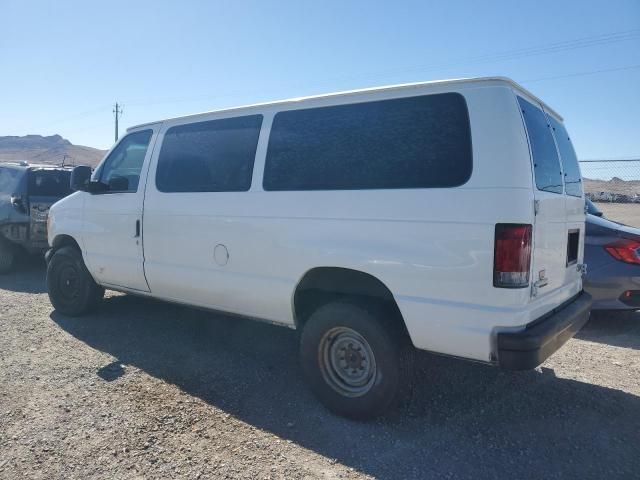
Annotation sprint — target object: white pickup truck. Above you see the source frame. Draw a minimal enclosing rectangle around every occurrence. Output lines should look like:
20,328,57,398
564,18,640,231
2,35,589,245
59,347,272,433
46,77,592,418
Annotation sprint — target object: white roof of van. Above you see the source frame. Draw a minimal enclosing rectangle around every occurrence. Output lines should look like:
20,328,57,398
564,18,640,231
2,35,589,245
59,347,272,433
128,76,561,131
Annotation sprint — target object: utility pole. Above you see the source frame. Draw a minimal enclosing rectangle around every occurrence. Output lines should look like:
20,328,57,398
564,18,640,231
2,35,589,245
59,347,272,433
113,102,123,142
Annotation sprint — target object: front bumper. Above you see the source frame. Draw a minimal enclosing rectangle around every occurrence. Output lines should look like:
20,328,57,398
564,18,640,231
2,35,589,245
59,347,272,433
497,291,592,370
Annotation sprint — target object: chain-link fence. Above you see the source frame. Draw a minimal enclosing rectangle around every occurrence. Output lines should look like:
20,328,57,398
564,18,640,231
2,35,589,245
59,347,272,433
581,159,640,227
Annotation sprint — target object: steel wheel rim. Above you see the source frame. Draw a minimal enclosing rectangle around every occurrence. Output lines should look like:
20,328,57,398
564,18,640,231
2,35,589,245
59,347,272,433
57,264,80,303
319,326,376,397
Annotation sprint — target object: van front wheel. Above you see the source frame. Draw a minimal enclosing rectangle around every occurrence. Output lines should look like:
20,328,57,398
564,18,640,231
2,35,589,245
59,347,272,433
300,301,408,419
47,246,104,316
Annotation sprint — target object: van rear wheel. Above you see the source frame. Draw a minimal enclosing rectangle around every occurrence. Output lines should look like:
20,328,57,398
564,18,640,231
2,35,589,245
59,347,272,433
47,246,104,316
300,301,409,419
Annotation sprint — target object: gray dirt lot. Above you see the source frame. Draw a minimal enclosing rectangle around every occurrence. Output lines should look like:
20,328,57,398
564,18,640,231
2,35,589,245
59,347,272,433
595,202,640,228
1,260,639,480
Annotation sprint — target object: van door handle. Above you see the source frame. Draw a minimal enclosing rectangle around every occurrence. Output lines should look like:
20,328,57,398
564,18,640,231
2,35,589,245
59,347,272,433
134,220,140,238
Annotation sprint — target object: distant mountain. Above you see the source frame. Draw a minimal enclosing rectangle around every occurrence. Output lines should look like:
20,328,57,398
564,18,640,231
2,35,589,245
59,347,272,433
584,177,640,196
0,134,106,167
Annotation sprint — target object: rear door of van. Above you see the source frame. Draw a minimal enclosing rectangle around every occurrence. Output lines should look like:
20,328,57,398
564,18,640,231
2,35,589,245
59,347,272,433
517,96,583,300
546,114,584,290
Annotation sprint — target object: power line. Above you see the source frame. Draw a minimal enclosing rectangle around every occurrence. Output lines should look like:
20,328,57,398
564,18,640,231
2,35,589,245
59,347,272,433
521,64,640,84
123,63,640,113
329,29,640,85
12,28,638,139
125,29,640,109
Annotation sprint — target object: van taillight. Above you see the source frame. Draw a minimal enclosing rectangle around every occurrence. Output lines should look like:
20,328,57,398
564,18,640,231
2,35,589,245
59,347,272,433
604,239,640,265
493,224,532,288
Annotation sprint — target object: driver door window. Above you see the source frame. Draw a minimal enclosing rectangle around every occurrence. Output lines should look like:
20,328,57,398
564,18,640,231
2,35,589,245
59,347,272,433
97,130,153,193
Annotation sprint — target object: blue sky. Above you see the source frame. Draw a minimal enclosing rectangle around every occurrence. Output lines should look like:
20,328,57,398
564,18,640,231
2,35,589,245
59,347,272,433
1,0,639,160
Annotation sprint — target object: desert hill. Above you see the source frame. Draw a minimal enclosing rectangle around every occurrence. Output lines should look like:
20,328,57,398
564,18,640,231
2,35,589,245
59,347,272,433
583,177,640,197
0,134,106,167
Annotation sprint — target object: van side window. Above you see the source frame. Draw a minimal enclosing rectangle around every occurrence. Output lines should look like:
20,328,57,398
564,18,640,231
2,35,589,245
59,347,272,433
263,93,472,191
98,130,153,193
548,117,582,197
517,97,563,194
156,115,263,193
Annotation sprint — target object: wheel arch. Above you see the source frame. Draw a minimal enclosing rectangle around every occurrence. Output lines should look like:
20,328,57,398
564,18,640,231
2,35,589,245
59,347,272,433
50,234,82,253
292,266,409,337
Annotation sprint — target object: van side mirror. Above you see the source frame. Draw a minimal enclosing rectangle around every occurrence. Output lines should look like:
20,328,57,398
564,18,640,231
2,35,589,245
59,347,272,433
70,165,92,192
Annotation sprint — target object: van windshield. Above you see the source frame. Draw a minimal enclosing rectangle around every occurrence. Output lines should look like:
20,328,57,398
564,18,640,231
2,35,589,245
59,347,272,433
27,169,72,197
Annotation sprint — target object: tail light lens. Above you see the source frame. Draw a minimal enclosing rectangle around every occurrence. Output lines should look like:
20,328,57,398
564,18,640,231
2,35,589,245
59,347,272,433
494,224,532,288
604,239,640,265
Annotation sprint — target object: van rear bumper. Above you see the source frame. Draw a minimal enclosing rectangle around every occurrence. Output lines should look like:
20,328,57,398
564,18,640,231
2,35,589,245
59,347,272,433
497,291,592,370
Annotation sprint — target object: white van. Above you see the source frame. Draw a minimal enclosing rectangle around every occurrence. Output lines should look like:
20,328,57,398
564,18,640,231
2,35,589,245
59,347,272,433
46,77,592,418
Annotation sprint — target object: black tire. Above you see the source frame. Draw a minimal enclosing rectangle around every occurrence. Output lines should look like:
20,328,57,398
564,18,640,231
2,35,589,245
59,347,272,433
300,300,411,420
46,246,104,316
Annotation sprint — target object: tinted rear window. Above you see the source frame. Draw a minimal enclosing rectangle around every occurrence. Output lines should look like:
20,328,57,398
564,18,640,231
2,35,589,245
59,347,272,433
156,115,263,193
518,97,563,194
549,117,582,197
0,167,21,193
263,92,472,191
28,170,72,197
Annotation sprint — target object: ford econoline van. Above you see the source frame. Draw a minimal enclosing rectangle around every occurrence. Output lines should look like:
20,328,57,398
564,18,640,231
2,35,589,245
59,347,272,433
46,77,592,418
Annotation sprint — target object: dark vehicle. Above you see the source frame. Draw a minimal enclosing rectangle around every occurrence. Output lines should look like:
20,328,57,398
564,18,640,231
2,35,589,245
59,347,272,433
584,199,640,313
0,162,74,273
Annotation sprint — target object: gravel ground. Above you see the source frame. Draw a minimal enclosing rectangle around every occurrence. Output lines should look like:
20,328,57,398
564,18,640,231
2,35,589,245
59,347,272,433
1,259,639,479
594,202,640,228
